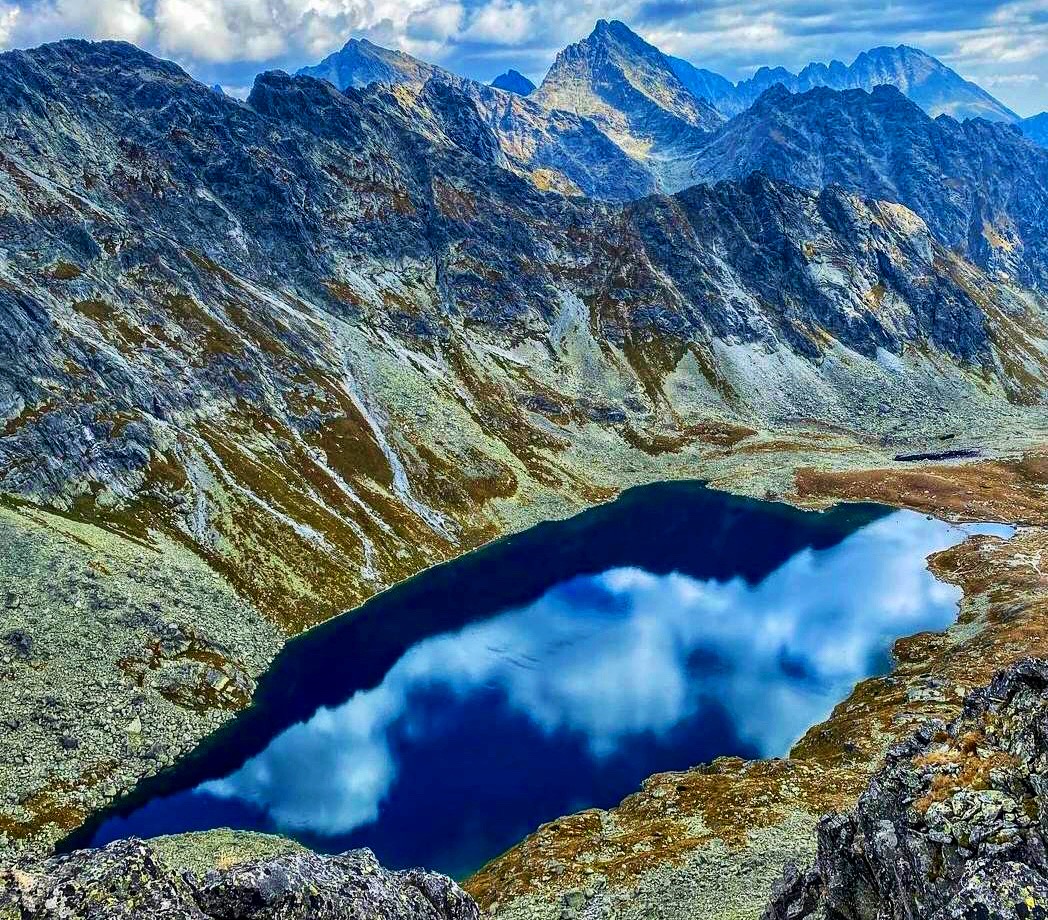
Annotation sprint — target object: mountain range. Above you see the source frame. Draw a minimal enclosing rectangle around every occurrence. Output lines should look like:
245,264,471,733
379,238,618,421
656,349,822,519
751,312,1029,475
2,15,1048,900
670,42,1020,122
293,21,1042,202
301,35,656,200
1,35,1045,636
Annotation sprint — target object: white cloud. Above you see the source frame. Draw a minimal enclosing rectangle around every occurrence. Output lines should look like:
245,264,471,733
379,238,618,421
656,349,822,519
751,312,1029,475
2,0,446,61
4,0,151,46
989,0,1048,25
466,0,534,45
954,30,1048,64
203,512,1010,838
154,0,234,61
978,72,1041,86
647,11,788,61
408,2,464,41
0,4,19,46
154,0,353,62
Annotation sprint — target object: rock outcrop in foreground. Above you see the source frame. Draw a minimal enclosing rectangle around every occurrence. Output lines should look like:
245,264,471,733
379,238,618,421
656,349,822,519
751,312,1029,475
0,839,478,919
766,658,1048,920
8,660,1048,919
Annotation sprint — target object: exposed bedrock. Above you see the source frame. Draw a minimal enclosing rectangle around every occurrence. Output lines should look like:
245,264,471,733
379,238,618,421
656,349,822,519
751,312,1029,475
766,657,1048,920
0,835,479,920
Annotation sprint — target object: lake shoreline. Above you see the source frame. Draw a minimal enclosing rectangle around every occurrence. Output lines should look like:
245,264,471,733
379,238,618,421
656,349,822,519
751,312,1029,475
468,448,1048,920
4,432,1048,920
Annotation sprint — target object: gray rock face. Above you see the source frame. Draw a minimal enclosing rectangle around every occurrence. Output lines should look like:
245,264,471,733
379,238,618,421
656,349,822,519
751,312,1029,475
688,83,1048,290
297,37,439,90
0,838,479,919
532,20,722,190
765,658,1048,920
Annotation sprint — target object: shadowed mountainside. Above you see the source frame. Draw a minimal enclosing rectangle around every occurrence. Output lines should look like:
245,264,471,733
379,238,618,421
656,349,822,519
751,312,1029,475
1025,112,1048,147
688,84,1048,290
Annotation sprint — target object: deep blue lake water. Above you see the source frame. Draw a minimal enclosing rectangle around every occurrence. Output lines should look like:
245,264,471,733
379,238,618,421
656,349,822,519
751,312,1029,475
67,482,1011,879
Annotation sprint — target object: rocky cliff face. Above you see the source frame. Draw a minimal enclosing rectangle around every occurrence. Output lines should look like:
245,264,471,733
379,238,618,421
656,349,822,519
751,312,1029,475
532,20,722,190
709,45,1019,123
688,84,1048,290
765,657,1048,920
0,836,478,919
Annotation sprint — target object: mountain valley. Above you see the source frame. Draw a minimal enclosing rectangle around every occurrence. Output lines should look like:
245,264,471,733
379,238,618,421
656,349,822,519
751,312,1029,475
0,15,1047,920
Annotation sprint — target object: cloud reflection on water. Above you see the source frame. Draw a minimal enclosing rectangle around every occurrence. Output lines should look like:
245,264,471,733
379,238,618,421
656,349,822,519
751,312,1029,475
204,511,1011,838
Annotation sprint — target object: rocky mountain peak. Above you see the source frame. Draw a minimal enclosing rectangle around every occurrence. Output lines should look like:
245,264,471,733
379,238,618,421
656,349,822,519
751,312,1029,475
536,18,720,123
590,18,657,54
533,19,721,188
296,36,442,89
490,69,535,96
706,43,1019,123
849,44,957,93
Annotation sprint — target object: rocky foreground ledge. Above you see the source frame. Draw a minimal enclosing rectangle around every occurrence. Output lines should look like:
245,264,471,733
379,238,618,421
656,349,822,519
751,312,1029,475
0,836,478,920
7,659,1048,920
766,657,1048,920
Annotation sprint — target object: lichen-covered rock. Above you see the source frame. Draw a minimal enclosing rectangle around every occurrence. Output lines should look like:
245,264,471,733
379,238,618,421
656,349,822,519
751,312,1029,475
0,839,204,919
765,658,1048,920
0,838,479,919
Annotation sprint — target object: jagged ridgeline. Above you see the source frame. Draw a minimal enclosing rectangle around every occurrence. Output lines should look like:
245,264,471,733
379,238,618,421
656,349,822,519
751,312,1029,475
1,38,1047,639
297,22,1048,202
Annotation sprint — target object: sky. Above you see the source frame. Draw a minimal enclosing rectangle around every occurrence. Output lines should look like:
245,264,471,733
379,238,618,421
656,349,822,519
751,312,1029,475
0,0,1045,115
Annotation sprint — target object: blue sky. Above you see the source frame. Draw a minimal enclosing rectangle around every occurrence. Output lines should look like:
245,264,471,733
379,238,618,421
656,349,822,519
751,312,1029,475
0,0,1045,115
